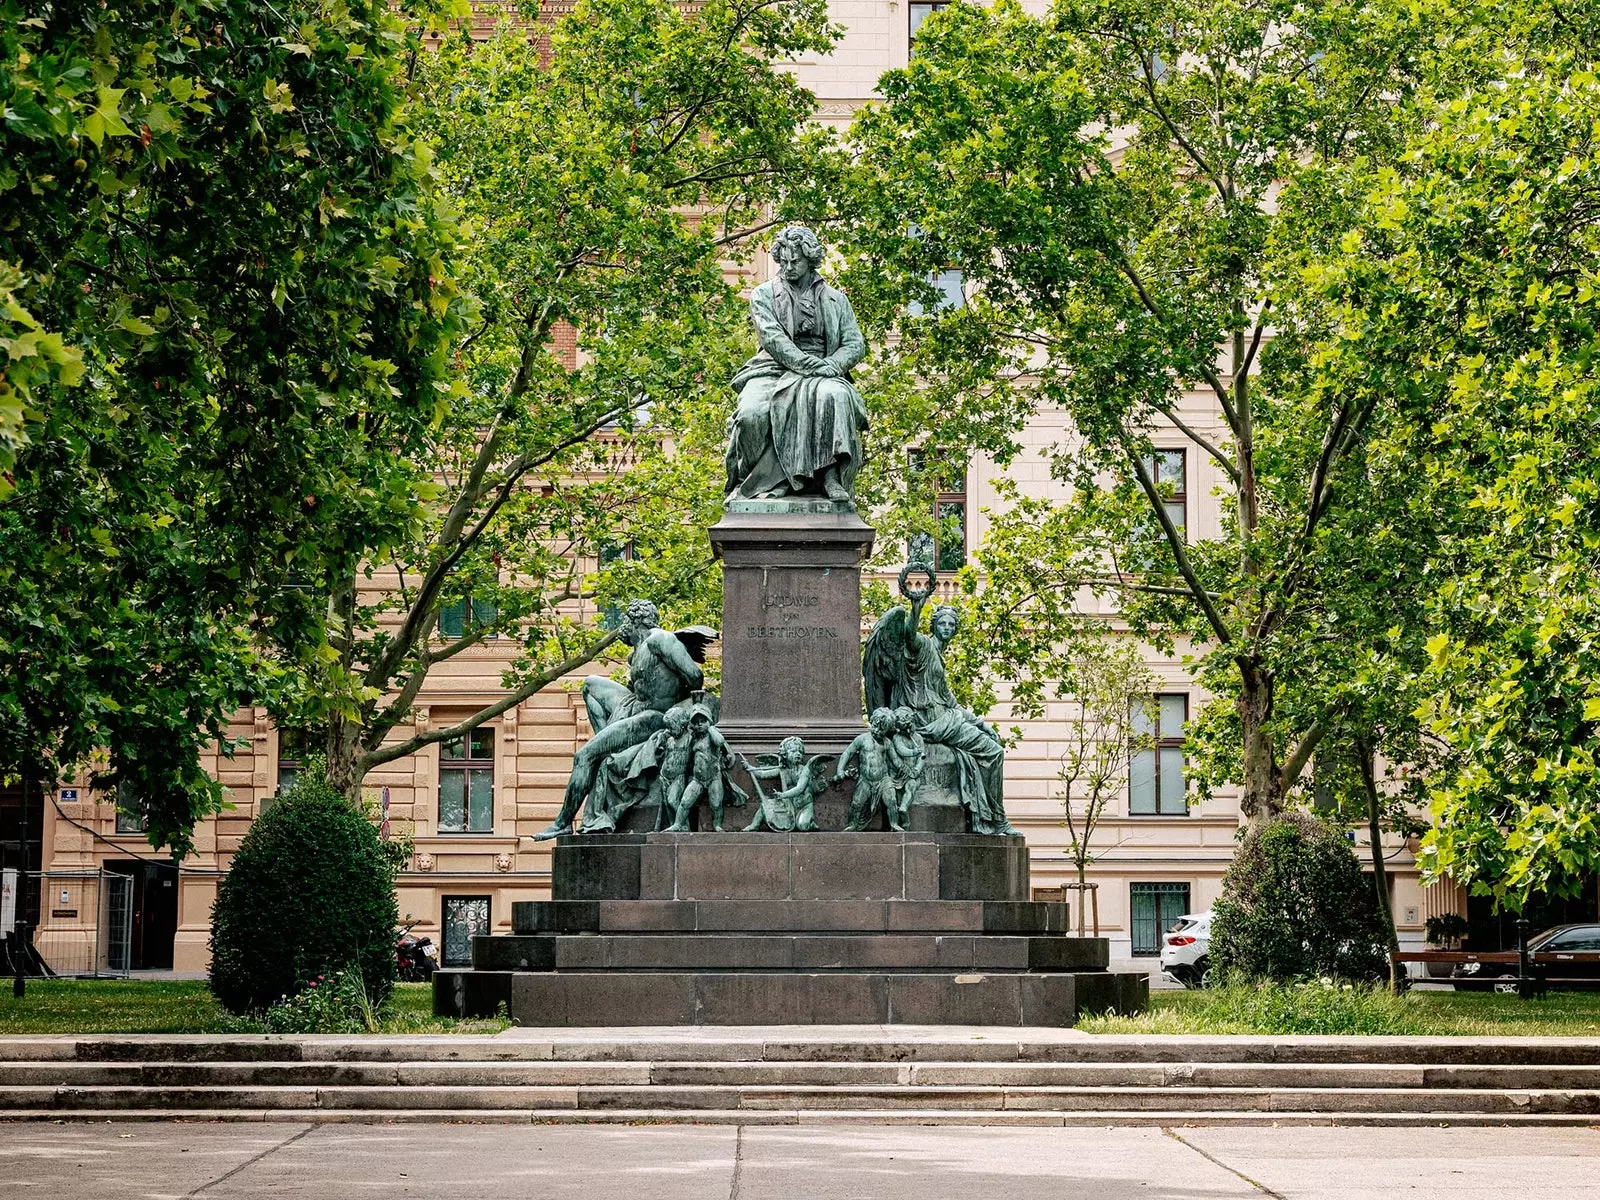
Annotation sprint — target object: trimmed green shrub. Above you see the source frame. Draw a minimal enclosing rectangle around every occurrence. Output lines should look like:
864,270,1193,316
1211,812,1390,982
209,772,398,1015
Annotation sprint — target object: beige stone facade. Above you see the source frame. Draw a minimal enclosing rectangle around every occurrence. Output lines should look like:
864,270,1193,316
31,0,1450,976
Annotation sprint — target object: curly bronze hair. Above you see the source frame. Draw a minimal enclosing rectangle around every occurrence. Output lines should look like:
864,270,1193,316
623,598,659,629
772,224,825,268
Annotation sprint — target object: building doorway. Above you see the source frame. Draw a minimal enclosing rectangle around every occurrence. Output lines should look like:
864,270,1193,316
0,779,43,961
104,860,179,970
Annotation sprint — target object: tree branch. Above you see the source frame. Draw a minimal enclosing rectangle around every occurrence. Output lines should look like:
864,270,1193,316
1150,402,1240,484
359,631,621,770
1280,719,1327,794
1126,440,1234,644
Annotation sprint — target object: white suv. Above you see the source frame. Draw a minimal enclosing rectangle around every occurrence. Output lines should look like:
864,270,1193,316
1159,911,1213,988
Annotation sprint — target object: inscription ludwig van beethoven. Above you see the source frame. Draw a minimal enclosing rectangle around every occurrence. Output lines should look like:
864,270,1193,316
723,225,869,508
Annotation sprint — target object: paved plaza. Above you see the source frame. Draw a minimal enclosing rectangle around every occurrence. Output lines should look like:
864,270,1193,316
1,1121,1596,1200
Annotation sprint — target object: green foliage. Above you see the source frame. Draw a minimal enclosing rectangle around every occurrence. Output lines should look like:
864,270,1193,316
1425,913,1470,949
274,0,839,795
1082,985,1600,1036
209,772,399,1015
0,980,505,1034
834,0,1469,819
0,0,467,850
262,968,380,1034
1210,813,1390,982
1308,40,1600,909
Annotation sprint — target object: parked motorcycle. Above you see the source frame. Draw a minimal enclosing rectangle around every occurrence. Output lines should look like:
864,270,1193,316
395,921,438,982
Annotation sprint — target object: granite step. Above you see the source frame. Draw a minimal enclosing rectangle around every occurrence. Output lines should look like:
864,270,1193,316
7,1035,1600,1125
495,969,1149,1026
7,1059,1600,1091
510,899,1070,936
2,1082,1598,1115
6,1107,1600,1126
471,933,1108,974
14,1034,1600,1067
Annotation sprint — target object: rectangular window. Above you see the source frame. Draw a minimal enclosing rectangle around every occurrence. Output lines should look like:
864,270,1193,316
1130,882,1191,956
114,785,145,835
1142,448,1187,537
438,727,494,833
907,452,968,570
909,0,950,50
438,593,498,639
908,267,965,316
1130,693,1188,815
276,728,306,796
441,895,491,967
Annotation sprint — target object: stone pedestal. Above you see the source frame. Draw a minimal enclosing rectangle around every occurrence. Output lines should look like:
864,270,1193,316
708,504,874,756
435,830,1151,1027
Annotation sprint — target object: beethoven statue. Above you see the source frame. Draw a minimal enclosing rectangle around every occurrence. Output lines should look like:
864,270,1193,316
862,564,1017,836
724,225,869,507
531,599,717,840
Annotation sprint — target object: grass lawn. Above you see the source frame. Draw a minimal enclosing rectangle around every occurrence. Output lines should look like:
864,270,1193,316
0,980,509,1036
4,978,1599,1038
1079,983,1600,1037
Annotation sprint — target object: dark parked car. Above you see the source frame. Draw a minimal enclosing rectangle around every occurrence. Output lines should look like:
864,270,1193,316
1452,923,1600,991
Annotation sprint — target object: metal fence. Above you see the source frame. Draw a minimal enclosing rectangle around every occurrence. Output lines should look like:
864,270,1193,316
26,870,133,978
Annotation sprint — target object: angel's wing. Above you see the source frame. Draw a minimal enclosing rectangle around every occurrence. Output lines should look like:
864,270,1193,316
862,605,912,713
673,625,720,664
805,755,837,795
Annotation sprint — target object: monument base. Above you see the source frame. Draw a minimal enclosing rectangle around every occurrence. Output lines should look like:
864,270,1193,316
436,831,1150,1027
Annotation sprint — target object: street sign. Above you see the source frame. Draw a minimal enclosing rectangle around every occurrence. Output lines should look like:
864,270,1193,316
59,788,78,802
1,868,15,936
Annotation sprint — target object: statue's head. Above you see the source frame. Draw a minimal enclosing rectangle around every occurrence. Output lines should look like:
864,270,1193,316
869,706,896,735
930,604,960,644
689,703,713,732
620,598,659,644
778,735,805,765
772,225,825,283
894,706,919,733
663,707,691,735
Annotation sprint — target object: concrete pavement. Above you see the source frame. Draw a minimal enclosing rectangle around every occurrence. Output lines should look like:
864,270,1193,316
0,1122,1596,1199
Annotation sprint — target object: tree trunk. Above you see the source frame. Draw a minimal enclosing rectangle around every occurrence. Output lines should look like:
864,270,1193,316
1076,863,1087,938
1357,737,1404,994
1236,659,1280,824
321,720,368,803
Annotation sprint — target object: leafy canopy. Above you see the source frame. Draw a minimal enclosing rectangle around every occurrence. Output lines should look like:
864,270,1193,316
0,0,466,851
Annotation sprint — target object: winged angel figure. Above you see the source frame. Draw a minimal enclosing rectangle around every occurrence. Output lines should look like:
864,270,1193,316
740,738,834,833
861,565,1017,836
533,599,722,840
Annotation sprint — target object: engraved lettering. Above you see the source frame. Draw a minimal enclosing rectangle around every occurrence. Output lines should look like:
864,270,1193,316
761,593,821,610
745,625,840,640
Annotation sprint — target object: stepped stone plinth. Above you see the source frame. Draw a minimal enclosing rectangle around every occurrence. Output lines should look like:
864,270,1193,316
434,829,1149,1027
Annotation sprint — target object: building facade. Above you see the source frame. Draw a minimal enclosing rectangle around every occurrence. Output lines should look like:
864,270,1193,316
14,0,1483,977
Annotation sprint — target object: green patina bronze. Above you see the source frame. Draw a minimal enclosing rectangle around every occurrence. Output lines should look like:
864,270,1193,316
723,226,869,508
863,564,1016,836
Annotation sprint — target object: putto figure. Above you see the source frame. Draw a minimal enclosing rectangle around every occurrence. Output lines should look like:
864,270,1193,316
863,565,1016,836
664,704,741,832
724,225,869,507
837,708,901,832
741,737,831,833
533,599,717,840
887,706,927,827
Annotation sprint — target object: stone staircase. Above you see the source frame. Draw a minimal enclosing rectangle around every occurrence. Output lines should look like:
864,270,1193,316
3,1031,1600,1125
435,831,1150,1026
